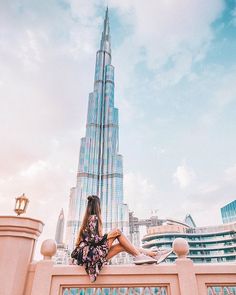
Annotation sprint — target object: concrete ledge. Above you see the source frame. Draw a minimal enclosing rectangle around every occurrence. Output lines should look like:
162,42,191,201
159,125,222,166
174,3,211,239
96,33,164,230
0,216,44,239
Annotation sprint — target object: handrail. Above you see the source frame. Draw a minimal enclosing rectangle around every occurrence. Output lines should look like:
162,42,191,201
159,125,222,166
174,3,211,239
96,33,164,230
24,238,236,295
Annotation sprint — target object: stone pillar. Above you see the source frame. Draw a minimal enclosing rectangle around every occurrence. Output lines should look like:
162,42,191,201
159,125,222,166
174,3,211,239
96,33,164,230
173,238,199,295
0,216,44,295
31,239,57,295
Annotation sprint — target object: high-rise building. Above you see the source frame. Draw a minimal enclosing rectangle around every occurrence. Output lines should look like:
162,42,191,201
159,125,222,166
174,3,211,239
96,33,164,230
184,214,196,228
66,8,129,251
221,200,236,224
55,208,65,245
142,220,236,263
54,209,70,264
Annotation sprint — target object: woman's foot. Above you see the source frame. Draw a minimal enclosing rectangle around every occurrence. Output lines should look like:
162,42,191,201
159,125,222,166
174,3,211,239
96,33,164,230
133,254,157,265
141,248,158,257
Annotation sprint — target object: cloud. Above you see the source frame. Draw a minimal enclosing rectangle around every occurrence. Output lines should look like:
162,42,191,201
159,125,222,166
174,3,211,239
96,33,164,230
124,171,159,218
184,163,236,226
200,67,236,127
0,1,99,178
173,161,196,189
111,0,225,90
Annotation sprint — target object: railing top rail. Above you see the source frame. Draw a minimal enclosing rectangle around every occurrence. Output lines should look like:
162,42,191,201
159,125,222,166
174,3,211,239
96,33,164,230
51,264,179,276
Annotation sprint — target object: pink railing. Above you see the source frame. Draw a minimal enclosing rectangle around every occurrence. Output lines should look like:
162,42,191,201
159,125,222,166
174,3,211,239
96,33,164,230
0,217,235,295
25,238,236,295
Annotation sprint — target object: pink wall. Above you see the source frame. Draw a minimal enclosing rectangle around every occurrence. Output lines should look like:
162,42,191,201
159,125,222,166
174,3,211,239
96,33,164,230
0,216,43,295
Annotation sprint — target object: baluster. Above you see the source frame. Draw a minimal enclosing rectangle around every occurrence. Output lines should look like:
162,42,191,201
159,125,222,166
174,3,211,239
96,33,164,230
161,287,167,295
225,286,233,295
144,287,149,295
157,287,160,295
208,287,213,295
211,287,217,295
150,287,156,295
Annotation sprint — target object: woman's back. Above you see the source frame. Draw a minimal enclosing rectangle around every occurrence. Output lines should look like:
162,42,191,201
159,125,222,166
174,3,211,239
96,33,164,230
75,214,109,282
81,215,102,243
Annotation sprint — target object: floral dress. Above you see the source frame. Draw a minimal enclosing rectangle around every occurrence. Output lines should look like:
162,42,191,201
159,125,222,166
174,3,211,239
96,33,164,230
73,215,109,282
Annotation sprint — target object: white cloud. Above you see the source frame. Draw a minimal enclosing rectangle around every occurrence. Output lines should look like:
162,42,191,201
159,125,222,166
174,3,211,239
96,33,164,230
199,67,236,127
19,160,49,178
124,171,159,218
173,161,196,189
183,163,236,226
111,0,224,89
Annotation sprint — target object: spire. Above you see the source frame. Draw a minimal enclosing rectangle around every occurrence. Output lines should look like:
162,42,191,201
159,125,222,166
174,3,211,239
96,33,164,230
105,6,108,21
100,6,111,52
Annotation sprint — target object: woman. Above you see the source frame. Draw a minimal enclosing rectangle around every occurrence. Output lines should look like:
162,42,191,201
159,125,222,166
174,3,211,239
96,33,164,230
72,195,172,282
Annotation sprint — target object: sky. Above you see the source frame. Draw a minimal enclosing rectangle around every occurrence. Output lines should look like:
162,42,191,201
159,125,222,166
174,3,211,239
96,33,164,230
1,0,236,257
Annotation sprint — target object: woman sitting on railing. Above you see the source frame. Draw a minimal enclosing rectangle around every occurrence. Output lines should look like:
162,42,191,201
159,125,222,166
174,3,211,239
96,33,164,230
71,195,172,282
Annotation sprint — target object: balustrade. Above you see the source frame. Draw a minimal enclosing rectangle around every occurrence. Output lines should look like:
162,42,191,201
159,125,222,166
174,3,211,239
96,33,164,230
25,237,236,295
1,217,236,295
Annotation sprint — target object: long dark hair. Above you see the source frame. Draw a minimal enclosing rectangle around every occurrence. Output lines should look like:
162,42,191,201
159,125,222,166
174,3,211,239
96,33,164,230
76,195,103,246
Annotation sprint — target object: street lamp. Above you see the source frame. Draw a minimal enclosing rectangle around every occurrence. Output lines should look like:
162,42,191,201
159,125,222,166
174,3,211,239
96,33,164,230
14,193,29,216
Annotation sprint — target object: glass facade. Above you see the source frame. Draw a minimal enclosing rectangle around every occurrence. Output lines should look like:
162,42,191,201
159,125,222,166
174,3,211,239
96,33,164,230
142,222,236,263
66,9,129,251
221,200,236,224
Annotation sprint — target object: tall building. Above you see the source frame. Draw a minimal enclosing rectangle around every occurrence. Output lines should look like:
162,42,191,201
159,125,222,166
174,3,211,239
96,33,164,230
66,8,129,251
184,214,196,228
142,219,236,263
221,200,236,224
54,209,70,264
55,208,65,245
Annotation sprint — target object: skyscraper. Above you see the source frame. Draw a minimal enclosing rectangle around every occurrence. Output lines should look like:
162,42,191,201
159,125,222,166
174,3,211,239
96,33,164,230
66,8,129,251
55,208,65,245
221,200,236,224
54,208,70,264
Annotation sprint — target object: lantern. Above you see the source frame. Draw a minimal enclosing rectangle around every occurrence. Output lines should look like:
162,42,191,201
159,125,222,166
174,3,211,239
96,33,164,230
14,193,29,216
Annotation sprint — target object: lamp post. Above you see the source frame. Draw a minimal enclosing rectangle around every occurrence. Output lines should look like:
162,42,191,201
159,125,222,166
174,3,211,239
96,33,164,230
14,193,29,216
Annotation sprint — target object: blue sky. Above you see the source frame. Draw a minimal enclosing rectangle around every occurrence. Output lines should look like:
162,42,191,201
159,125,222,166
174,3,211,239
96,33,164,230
0,0,236,251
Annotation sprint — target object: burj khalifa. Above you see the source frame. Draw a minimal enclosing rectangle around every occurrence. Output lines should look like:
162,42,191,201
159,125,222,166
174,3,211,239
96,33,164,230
66,8,129,250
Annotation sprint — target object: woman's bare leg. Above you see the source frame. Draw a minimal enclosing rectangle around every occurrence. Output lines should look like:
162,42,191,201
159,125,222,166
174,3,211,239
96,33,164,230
107,229,139,256
107,234,119,248
116,232,140,256
106,244,161,261
106,229,170,262
106,244,125,260
107,229,160,258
